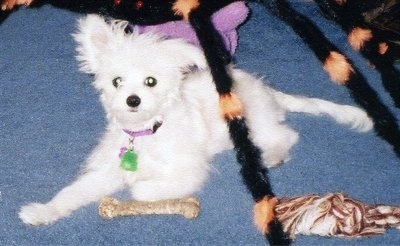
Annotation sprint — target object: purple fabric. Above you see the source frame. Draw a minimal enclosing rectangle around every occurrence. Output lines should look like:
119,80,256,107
137,2,249,54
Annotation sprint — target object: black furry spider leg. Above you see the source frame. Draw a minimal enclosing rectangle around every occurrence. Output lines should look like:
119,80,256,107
0,0,118,25
0,7,9,23
189,6,291,245
345,71,400,157
257,0,335,59
258,0,400,158
357,36,400,108
26,0,114,16
0,0,181,25
315,0,400,108
188,6,232,94
229,118,291,245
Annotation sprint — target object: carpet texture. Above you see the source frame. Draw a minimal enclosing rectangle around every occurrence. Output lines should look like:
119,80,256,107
1,1,400,245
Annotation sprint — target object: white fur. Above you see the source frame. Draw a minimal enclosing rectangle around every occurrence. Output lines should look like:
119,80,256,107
19,15,373,226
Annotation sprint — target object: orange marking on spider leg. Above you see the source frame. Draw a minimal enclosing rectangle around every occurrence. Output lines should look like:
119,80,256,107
379,42,389,55
219,92,243,120
1,0,33,10
348,27,372,51
253,196,278,234
172,0,200,21
323,51,354,85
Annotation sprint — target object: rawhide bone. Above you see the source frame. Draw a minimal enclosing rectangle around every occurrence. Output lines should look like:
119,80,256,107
99,197,200,220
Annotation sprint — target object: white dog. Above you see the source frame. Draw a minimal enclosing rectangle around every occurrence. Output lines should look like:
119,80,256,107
19,15,373,226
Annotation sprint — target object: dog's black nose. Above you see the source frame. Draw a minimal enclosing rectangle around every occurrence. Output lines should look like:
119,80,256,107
126,95,141,107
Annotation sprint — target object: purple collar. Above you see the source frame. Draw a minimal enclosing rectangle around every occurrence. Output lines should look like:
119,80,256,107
123,121,163,138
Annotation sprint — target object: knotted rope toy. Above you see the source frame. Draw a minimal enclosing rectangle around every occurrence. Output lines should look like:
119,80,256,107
98,193,400,240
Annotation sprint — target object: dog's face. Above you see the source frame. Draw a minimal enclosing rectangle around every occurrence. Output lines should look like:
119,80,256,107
74,15,207,128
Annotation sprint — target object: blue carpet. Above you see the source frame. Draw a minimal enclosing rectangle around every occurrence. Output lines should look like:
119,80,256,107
1,1,400,245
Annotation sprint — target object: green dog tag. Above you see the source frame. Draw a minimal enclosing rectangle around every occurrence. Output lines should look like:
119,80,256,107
120,150,138,172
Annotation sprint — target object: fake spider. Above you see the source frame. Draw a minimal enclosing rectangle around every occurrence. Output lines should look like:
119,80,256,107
1,0,399,245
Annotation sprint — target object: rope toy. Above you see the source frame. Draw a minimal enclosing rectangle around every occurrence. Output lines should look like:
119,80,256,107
277,193,400,239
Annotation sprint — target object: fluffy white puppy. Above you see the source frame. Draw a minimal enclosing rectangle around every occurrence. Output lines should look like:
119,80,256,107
19,15,373,226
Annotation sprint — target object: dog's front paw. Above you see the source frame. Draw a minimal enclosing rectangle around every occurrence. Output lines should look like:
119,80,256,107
262,150,291,168
19,203,62,226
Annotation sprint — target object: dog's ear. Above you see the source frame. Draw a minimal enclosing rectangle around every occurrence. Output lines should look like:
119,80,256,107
74,14,209,75
73,15,122,74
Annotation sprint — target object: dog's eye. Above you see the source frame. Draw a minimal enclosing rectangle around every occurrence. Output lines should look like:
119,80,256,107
144,77,157,87
112,77,122,88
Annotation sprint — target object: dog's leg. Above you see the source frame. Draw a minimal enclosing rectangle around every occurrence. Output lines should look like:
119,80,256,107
239,98,299,168
233,72,299,167
129,162,209,202
19,167,125,226
252,124,298,168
